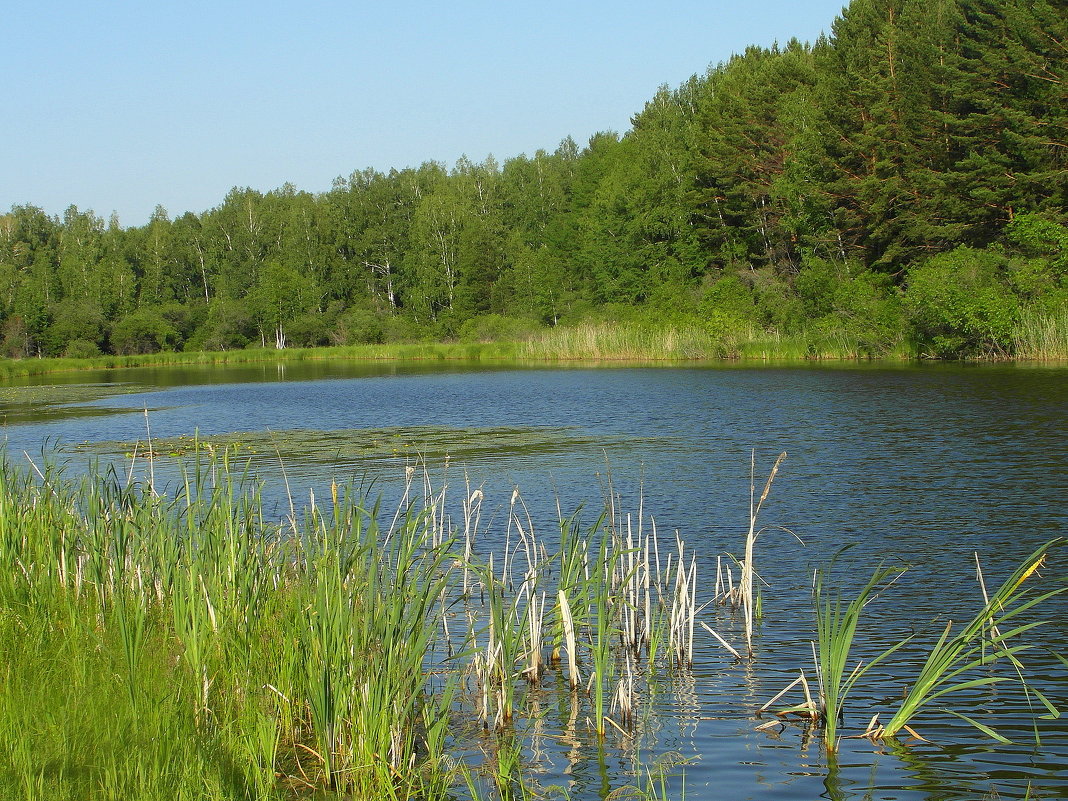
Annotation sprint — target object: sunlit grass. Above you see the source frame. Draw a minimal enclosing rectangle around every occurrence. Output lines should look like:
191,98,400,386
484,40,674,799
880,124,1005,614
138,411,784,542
1013,306,1068,361
0,318,931,381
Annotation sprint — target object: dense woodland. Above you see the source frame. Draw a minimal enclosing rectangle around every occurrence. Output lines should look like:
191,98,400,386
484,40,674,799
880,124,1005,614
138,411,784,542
2,0,1065,359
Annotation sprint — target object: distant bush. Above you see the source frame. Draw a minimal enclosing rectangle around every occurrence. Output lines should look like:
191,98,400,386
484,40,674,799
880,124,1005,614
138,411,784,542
333,308,386,345
60,339,100,358
185,299,254,352
457,314,542,343
110,309,179,355
795,258,904,355
904,247,1020,357
699,275,759,338
62,339,102,359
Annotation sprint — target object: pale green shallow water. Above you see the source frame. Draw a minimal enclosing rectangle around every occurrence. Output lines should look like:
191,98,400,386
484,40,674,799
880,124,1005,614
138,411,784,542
1,360,1066,800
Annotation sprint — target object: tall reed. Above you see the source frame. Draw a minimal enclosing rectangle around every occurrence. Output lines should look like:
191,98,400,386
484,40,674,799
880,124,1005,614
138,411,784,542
1012,306,1068,360
740,451,787,656
810,556,908,751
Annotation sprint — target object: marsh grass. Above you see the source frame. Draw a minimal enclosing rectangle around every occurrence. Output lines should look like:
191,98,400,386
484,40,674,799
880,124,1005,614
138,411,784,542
0,342,524,380
1012,306,1068,360
518,321,721,361
0,456,465,799
0,318,925,383
0,450,725,799
809,556,909,751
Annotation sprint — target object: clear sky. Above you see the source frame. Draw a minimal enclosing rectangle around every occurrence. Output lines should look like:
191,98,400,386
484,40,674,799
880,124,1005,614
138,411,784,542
4,1,846,227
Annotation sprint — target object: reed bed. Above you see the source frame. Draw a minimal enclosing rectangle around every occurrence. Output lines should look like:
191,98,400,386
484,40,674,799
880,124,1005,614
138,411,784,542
1012,306,1068,361
0,455,726,800
766,540,1067,753
0,318,927,381
3,450,1062,798
518,321,723,361
0,342,526,380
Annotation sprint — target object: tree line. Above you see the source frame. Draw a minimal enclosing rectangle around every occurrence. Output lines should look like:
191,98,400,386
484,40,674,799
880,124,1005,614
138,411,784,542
1,0,1065,359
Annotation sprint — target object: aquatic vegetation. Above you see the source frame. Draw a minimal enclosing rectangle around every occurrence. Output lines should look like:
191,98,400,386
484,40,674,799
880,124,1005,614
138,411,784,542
1,447,1064,799
770,540,1067,753
878,539,1067,743
75,424,660,469
0,381,161,424
1013,307,1068,361
809,555,909,752
0,455,711,799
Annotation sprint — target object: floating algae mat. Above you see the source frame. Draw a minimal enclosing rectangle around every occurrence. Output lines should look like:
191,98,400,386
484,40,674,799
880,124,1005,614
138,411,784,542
0,382,162,425
76,425,654,468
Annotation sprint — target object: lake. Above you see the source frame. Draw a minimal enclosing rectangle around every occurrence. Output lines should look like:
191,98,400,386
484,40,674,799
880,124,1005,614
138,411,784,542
1,360,1066,800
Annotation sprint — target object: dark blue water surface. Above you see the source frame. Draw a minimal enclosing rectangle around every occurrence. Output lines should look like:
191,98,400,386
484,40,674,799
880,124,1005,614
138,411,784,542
2,360,1066,800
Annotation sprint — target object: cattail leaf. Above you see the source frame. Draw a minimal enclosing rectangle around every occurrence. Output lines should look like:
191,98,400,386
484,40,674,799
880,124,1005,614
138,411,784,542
942,710,1012,744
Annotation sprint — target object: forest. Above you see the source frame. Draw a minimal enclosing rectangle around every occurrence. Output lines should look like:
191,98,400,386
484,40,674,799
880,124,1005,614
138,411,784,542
1,0,1065,360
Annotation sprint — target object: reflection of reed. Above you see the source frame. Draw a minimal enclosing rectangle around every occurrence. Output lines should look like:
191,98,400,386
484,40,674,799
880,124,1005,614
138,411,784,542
561,687,582,780
672,669,701,740
525,694,549,773
823,758,879,801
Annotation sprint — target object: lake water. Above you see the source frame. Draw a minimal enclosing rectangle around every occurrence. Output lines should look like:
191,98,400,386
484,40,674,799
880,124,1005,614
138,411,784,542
1,360,1066,800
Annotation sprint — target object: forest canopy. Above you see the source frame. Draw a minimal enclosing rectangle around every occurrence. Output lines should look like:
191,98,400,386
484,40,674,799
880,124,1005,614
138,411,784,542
2,0,1065,359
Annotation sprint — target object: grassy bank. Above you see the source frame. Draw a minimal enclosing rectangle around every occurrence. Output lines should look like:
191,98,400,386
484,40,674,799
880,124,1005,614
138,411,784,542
1,311,1066,381
0,341,522,381
0,321,916,381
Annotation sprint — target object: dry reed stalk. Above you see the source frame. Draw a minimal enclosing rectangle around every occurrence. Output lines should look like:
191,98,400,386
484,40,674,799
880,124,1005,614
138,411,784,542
667,534,699,667
974,552,1003,640
723,562,737,607
715,555,723,602
613,651,636,728
462,487,483,596
558,589,580,690
687,554,697,664
760,671,818,720
741,451,787,656
699,620,741,660
524,590,546,683
642,532,653,655
758,674,805,714
799,668,816,719
514,493,546,683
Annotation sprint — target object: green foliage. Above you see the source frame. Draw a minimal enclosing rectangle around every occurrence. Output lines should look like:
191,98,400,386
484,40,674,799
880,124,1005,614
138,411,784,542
904,247,1021,357
882,538,1068,742
333,306,386,345
110,308,180,355
185,297,254,351
44,298,107,356
810,556,909,752
62,338,102,359
1006,214,1068,271
457,314,541,343
4,0,1065,361
795,258,904,354
699,275,759,345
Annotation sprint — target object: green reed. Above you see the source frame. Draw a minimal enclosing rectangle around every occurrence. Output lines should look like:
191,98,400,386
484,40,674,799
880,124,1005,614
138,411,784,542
1012,306,1068,360
810,556,908,751
8,442,1063,799
879,538,1067,742
778,539,1068,751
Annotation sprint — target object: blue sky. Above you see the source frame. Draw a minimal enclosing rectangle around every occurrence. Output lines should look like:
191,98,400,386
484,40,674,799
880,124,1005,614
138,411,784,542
4,1,846,227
